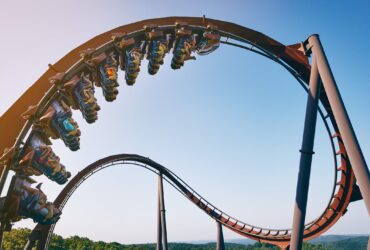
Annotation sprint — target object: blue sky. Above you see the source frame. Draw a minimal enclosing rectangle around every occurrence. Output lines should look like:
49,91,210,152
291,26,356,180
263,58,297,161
0,0,369,244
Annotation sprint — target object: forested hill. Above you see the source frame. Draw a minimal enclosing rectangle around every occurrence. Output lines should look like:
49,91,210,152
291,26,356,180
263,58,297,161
3,228,368,250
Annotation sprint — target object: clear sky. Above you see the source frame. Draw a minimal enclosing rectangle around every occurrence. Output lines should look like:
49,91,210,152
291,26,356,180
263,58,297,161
0,0,369,244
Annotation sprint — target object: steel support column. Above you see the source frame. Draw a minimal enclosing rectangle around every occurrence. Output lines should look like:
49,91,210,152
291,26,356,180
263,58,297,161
23,226,43,250
35,225,52,249
0,164,11,248
0,229,4,250
158,173,168,250
157,181,163,250
216,221,225,250
308,34,370,215
290,55,321,250
23,240,34,250
0,165,10,197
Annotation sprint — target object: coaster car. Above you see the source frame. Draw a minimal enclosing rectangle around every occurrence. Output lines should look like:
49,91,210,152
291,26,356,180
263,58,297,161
0,176,61,225
146,31,170,75
97,52,120,102
196,31,221,56
125,48,143,85
171,28,196,70
19,136,71,184
83,51,120,102
118,38,144,85
61,74,100,124
33,100,81,151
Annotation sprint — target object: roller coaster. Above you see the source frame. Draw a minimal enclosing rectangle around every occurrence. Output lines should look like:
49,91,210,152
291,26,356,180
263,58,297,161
0,17,369,250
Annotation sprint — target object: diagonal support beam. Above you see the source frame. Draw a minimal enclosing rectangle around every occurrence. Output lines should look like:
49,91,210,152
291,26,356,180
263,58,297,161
308,34,370,215
290,54,321,250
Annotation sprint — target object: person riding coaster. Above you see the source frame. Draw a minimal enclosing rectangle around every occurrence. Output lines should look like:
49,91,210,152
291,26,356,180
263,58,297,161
33,100,81,151
145,30,171,75
60,73,101,124
0,176,61,225
19,136,71,185
97,52,120,102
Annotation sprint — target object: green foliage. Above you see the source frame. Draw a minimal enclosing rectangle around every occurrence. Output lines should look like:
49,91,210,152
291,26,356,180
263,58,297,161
3,227,31,250
318,236,368,250
1,228,368,250
302,242,332,250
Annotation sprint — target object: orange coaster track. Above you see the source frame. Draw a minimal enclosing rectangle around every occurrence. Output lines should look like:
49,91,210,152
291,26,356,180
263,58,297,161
30,153,352,249
0,17,358,249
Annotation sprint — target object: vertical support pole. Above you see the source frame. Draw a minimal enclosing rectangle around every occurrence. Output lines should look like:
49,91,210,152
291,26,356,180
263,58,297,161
308,34,370,215
36,225,52,250
0,172,16,250
0,165,10,197
156,184,163,250
216,221,225,250
290,55,321,250
0,229,4,250
23,239,35,250
158,173,168,250
0,165,11,250
23,227,42,250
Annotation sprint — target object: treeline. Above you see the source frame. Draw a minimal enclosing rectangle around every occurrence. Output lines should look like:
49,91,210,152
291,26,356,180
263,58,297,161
317,236,368,250
1,229,274,250
2,228,367,250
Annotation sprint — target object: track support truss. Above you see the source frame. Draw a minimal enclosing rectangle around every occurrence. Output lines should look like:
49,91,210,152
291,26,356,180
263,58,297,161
290,49,321,250
308,35,370,213
290,34,370,250
157,173,168,250
216,221,225,250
